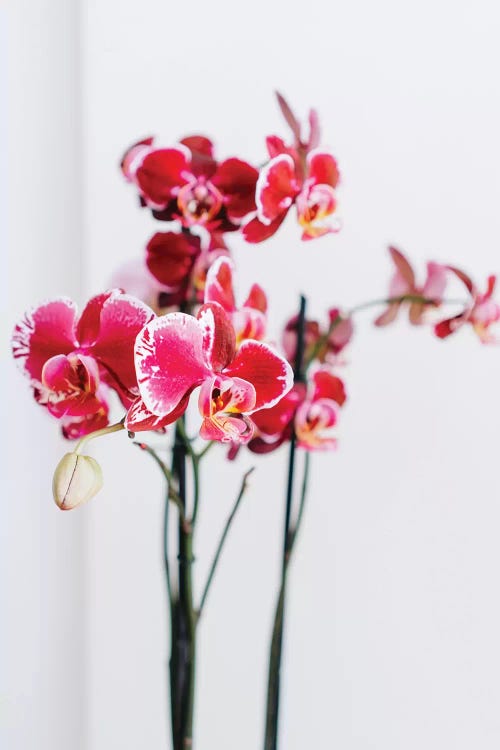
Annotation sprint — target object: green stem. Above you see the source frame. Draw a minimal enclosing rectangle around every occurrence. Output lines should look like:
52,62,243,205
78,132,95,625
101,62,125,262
169,419,197,750
305,294,466,368
264,452,311,750
264,295,307,750
197,468,255,621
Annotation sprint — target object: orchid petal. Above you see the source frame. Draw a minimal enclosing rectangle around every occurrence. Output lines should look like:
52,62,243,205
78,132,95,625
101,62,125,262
422,261,448,301
388,246,416,288
12,298,78,381
307,150,340,188
242,213,287,243
197,302,236,372
125,393,189,432
243,283,267,313
213,158,259,220
135,147,191,208
146,231,201,288
90,291,155,397
311,369,346,406
135,313,209,416
223,340,293,411
256,154,299,224
204,256,236,312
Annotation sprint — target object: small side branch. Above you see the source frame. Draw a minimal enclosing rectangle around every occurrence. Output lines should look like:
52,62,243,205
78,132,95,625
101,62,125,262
197,467,255,621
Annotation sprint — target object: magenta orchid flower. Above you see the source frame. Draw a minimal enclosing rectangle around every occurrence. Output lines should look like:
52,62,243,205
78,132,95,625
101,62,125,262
126,302,293,443
282,307,354,367
435,270,500,344
242,94,340,243
204,256,267,344
121,135,259,232
243,148,340,243
248,385,306,454
145,230,229,308
295,368,346,451
12,291,155,436
375,246,448,326
249,367,346,454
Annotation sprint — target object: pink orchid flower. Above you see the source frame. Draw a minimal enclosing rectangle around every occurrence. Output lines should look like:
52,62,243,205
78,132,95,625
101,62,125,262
375,246,448,326
249,368,346,454
204,256,267,344
243,149,340,243
435,269,500,344
248,385,306,454
295,368,346,451
121,135,258,232
282,307,354,367
12,291,155,436
36,353,110,439
243,94,340,243
125,302,293,443
145,230,229,308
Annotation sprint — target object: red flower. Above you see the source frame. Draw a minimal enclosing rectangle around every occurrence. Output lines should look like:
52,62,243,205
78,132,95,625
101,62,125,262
121,136,258,232
204,256,267,344
242,94,340,243
145,230,229,308
12,291,155,436
282,307,354,367
375,246,447,326
126,302,293,443
295,369,346,450
244,150,340,243
249,367,346,454
435,270,500,344
248,385,305,454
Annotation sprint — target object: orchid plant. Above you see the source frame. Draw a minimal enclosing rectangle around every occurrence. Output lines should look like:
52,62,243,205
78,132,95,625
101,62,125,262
11,93,499,750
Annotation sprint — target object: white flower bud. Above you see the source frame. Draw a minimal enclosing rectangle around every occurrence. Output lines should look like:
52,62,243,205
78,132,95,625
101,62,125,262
52,452,103,510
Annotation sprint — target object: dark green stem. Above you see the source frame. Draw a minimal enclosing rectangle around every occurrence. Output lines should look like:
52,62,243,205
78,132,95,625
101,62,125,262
264,295,307,750
170,419,197,750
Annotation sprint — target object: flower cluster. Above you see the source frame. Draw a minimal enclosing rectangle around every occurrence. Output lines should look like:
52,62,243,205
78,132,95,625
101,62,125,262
11,94,500,458
375,246,500,344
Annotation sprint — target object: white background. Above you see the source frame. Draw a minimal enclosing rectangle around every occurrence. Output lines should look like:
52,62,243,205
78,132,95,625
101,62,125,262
3,1,500,748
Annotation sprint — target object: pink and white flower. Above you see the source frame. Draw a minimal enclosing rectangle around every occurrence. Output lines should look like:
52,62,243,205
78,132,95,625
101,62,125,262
243,150,340,243
249,367,346,453
294,368,346,450
243,94,340,243
375,246,448,326
435,270,500,344
204,256,267,344
145,230,229,308
126,302,293,443
12,291,155,436
121,135,259,232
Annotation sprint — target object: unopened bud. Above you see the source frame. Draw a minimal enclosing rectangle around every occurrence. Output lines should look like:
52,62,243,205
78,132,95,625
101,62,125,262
52,452,103,510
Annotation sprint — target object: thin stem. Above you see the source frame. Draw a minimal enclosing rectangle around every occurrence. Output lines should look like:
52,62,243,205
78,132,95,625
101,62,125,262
288,452,310,550
133,441,185,521
190,455,201,529
197,468,255,621
264,294,307,750
196,440,215,461
264,452,311,750
163,479,173,615
305,293,467,368
74,419,124,454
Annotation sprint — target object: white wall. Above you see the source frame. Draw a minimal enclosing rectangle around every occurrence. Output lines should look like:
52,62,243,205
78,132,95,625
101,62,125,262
1,2,86,749
4,1,500,748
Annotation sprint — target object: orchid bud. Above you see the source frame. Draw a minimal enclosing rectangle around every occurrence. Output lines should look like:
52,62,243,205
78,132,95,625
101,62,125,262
52,452,103,510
